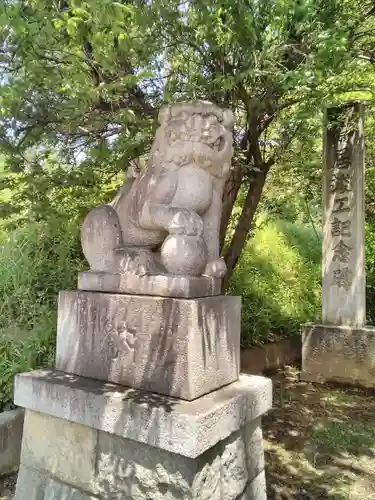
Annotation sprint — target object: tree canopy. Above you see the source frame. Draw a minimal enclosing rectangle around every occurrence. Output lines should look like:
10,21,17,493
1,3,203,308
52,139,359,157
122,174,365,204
1,0,375,283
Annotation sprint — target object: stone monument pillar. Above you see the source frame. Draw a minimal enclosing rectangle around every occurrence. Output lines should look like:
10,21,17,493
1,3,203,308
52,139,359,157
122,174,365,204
13,102,272,500
322,102,365,327
302,102,375,387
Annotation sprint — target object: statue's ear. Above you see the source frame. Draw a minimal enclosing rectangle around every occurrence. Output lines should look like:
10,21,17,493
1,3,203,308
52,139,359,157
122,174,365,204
222,109,235,130
158,105,171,125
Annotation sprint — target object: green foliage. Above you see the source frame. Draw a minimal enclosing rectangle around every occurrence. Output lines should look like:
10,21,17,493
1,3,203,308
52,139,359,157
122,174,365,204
230,217,322,346
311,418,375,456
0,220,84,410
229,212,375,346
1,0,375,232
1,155,125,226
0,220,83,328
260,114,323,225
0,325,55,412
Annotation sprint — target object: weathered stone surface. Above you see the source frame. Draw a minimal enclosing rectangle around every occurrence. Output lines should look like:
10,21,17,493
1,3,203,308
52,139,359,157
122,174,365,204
241,338,301,375
221,430,248,500
15,466,100,500
96,426,263,500
20,410,97,491
15,465,48,500
15,416,265,500
235,491,248,500
56,290,240,400
81,101,234,278
97,430,198,500
14,373,269,500
322,103,365,327
192,450,222,500
245,471,267,500
301,323,375,387
44,478,99,500
0,408,24,476
244,419,264,482
78,271,221,298
14,370,272,458
96,427,260,500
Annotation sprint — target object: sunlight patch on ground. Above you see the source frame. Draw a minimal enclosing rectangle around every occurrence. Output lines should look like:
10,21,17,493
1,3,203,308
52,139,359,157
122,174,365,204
264,366,375,500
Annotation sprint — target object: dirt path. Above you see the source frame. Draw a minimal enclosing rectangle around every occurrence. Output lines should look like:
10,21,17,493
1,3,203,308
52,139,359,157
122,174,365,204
265,366,375,500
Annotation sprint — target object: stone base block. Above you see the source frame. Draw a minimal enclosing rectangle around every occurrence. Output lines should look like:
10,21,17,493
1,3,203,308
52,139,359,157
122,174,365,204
14,370,271,500
301,323,375,387
14,369,272,458
56,291,240,400
78,271,222,298
0,408,24,476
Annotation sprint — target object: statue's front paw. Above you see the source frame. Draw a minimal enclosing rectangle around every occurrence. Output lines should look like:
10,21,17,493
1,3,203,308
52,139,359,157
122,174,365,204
168,210,203,236
203,259,227,278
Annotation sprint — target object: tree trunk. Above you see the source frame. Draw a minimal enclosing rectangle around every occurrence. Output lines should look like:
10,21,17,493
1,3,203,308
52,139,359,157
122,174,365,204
222,168,268,291
219,165,244,253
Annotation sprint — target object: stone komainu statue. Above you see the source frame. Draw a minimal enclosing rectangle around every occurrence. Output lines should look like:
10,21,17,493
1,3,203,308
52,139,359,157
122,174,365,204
81,101,234,277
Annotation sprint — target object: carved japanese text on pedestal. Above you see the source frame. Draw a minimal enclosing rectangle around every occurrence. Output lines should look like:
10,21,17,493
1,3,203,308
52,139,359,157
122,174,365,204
56,291,240,400
81,101,234,279
100,320,137,362
323,103,365,326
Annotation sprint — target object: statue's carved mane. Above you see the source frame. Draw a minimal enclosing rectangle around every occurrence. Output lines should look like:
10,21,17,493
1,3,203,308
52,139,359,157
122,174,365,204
81,101,234,278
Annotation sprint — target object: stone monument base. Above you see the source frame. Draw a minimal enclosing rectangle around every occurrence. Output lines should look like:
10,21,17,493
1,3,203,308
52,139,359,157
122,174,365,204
301,323,375,387
14,370,271,500
56,291,240,401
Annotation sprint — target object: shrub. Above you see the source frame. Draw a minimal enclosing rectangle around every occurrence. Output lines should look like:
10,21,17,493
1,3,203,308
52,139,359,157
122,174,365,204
0,321,56,411
229,218,322,346
0,220,83,329
0,220,84,409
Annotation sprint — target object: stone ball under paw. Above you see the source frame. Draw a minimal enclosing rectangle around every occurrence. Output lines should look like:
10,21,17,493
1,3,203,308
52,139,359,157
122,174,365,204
161,235,207,276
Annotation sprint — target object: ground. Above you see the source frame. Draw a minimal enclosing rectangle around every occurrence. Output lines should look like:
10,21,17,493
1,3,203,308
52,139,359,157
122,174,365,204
0,475,16,500
2,366,375,500
265,366,375,500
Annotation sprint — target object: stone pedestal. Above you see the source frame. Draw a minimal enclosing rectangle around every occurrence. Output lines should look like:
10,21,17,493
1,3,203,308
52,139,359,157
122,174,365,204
56,291,240,400
14,370,271,500
301,102,375,387
301,324,375,386
14,273,272,500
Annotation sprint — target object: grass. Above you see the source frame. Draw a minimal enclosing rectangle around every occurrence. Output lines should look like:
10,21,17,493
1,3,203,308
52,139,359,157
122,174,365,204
265,367,375,500
0,324,56,411
230,218,322,346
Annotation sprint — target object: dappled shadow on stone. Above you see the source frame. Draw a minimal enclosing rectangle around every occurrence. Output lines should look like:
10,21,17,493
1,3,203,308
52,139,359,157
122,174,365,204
264,366,375,500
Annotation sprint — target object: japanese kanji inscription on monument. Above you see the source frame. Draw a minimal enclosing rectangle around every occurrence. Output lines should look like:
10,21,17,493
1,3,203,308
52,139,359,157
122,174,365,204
323,103,365,326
